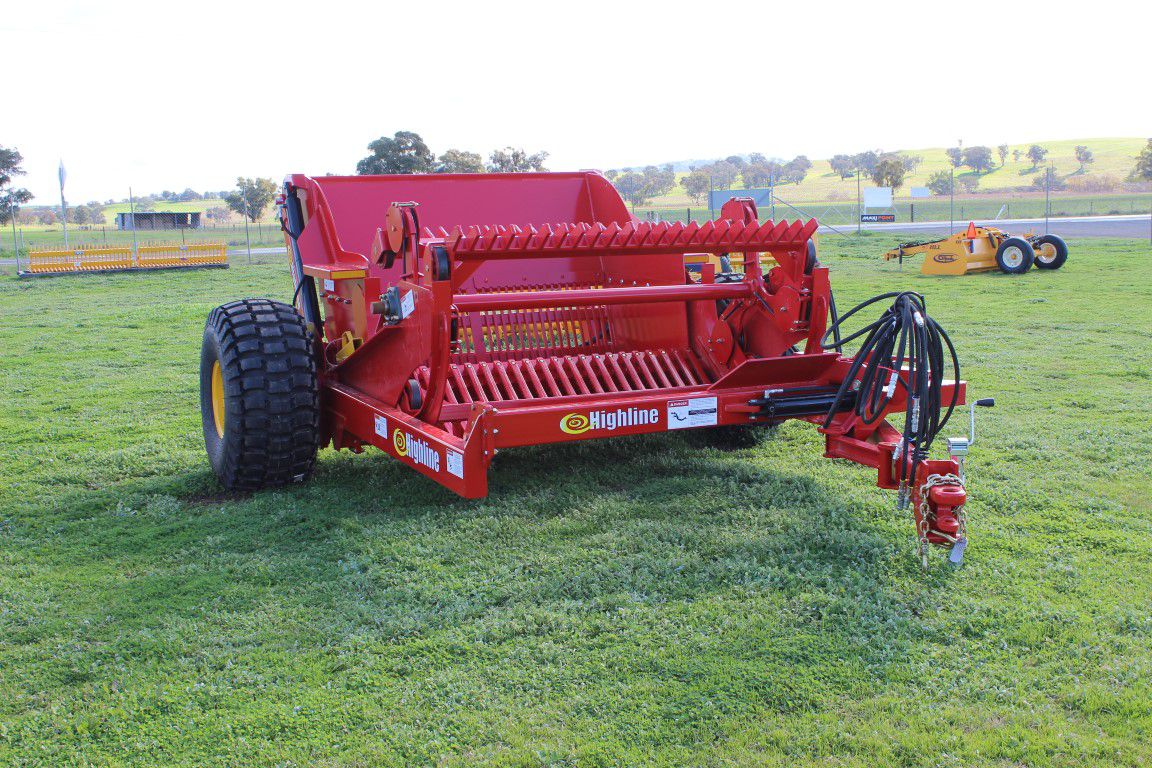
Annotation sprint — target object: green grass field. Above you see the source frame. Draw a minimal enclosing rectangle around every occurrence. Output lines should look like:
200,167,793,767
1,238,1150,766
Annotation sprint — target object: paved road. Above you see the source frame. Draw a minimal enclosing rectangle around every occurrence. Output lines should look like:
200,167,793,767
817,214,1152,239
226,246,288,257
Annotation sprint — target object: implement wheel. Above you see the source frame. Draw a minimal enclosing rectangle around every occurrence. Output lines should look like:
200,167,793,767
995,237,1034,274
1033,234,1068,270
200,299,320,491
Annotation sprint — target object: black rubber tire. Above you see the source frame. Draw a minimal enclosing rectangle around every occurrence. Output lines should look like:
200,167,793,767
1033,234,1068,270
200,299,320,491
995,237,1035,274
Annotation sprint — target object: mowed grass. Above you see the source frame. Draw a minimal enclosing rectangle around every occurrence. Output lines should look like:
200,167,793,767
1,238,1150,766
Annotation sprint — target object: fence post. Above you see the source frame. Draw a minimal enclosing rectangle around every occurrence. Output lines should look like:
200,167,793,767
9,205,18,273
128,187,139,265
949,167,954,234
243,205,252,265
856,169,861,235
1045,166,1051,235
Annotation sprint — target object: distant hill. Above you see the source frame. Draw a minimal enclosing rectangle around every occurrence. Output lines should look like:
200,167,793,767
621,137,1149,206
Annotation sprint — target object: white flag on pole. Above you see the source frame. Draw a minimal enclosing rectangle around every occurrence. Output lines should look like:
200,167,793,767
58,160,67,191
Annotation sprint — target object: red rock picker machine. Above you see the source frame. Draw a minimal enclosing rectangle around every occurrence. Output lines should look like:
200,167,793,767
199,171,993,564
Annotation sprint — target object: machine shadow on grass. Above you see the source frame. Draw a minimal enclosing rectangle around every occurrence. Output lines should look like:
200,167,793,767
154,427,927,631
117,430,924,721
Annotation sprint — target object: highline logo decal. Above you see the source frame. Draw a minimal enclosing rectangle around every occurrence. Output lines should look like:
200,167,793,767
559,407,661,435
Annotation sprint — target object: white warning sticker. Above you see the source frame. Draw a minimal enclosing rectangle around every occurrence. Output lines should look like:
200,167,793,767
374,415,388,438
400,290,415,319
324,278,335,291
667,397,718,429
446,450,464,479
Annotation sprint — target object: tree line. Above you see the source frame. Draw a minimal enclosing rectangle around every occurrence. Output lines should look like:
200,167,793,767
930,143,1098,195
5,138,1152,228
675,155,815,205
355,131,549,175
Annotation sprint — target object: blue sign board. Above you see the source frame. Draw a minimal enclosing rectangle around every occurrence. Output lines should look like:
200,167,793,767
708,188,773,211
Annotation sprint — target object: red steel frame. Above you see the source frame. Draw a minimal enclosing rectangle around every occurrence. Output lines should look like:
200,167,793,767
280,171,967,546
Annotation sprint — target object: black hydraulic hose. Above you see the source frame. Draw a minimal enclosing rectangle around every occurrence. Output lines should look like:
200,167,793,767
810,253,843,351
820,291,960,490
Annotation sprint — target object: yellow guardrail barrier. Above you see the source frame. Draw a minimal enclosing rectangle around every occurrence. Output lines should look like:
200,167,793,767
22,243,228,276
137,243,229,269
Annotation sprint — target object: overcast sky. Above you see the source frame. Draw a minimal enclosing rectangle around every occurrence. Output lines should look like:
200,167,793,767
6,0,1146,203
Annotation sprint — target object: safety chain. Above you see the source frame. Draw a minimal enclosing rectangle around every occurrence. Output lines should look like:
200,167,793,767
916,472,965,568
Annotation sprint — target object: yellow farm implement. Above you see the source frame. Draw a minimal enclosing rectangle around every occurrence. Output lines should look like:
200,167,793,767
884,223,1068,276
20,243,228,277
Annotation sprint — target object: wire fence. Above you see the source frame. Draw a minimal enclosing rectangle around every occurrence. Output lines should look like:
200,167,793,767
0,221,284,263
635,190,1152,227
5,186,1152,267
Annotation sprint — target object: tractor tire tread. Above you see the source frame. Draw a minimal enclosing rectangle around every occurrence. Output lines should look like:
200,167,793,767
201,298,319,492
1033,234,1068,270
995,237,1034,275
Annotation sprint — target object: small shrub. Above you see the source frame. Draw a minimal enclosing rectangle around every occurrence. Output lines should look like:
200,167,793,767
1065,174,1118,193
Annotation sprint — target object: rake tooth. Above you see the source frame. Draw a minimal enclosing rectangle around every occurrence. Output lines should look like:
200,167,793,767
653,221,670,244
799,219,819,242
601,221,622,247
539,223,559,251
696,220,715,243
726,219,746,244
635,221,655,246
493,225,511,250
586,222,609,247
508,224,525,250
525,223,545,249
445,225,463,249
475,226,495,251
575,223,597,249
707,219,731,245
661,221,684,245
461,225,480,250
781,219,804,244
621,222,641,246
558,224,578,249
679,220,701,246
739,219,764,245
767,219,790,242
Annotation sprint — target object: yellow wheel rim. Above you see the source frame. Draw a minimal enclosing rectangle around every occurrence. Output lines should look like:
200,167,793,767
210,360,226,438
1037,243,1057,263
